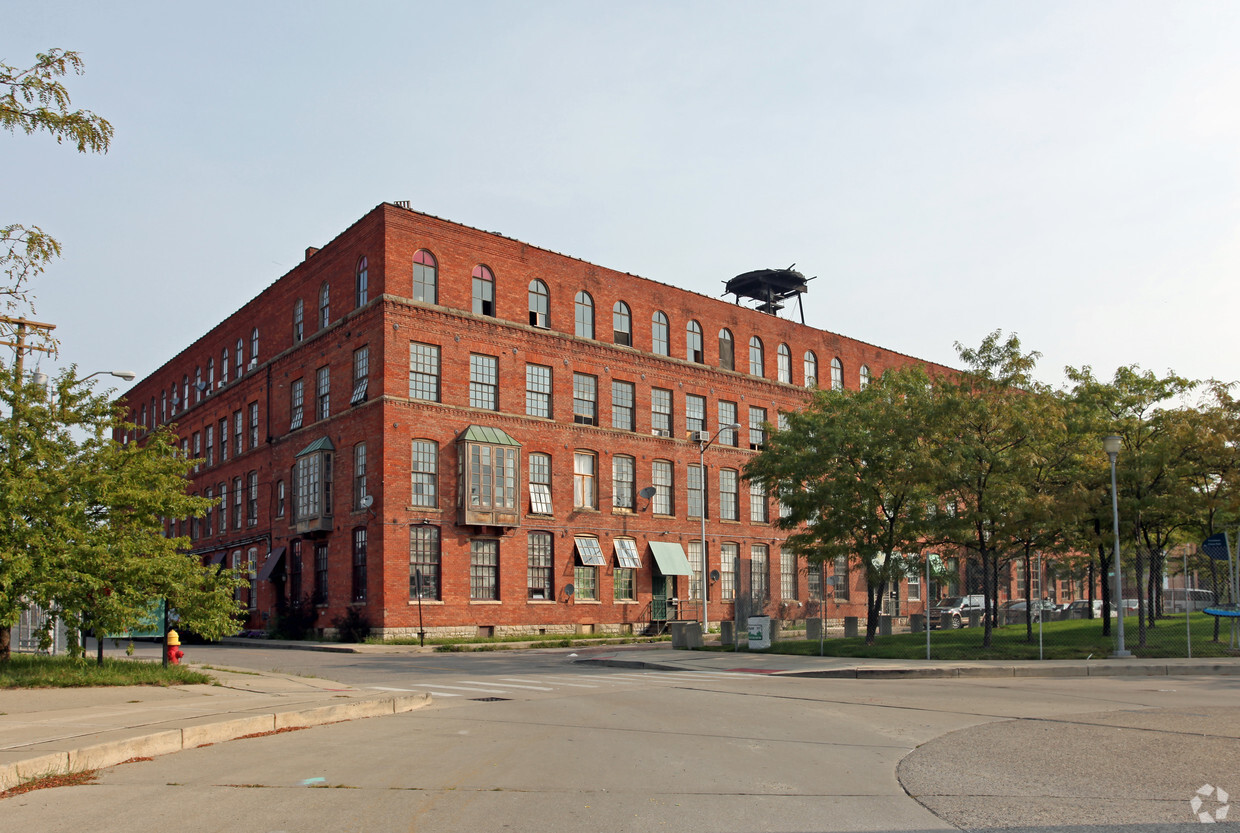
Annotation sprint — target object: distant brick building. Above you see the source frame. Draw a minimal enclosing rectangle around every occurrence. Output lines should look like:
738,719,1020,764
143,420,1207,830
119,203,957,639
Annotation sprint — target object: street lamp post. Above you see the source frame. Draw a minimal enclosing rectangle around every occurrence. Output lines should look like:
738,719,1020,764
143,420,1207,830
697,422,741,638
1103,435,1130,658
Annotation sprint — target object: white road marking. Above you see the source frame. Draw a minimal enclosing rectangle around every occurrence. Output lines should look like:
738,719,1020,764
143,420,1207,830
458,679,553,691
421,684,514,695
505,676,598,688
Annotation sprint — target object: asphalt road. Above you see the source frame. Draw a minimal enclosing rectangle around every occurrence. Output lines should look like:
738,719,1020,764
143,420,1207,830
5,644,1237,832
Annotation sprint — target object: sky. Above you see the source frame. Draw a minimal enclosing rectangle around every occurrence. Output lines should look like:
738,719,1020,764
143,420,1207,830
5,1,1240,396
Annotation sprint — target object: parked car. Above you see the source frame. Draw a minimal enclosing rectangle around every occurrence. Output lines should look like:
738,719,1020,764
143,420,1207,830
930,595,986,629
999,599,1060,625
1063,599,1105,619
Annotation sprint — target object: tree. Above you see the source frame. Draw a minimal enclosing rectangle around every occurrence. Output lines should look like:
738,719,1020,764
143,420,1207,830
745,365,937,644
2,49,112,319
927,332,1044,649
0,368,243,662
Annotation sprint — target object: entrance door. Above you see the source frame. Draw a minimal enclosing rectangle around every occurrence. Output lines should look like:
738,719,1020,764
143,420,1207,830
651,574,673,621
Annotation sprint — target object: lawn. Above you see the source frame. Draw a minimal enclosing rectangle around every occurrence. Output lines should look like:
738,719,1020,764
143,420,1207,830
736,614,1240,660
0,654,212,688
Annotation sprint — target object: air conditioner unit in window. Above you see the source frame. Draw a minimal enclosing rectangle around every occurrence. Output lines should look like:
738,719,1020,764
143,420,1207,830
651,429,670,437
247,358,257,370
689,430,710,443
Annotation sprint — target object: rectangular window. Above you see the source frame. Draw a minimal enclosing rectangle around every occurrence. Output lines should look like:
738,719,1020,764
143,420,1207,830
529,452,552,514
294,448,334,522
470,539,499,601
751,544,770,604
652,460,673,515
315,367,330,421
721,542,738,600
232,476,243,530
573,564,598,601
686,394,705,435
409,342,441,401
472,274,495,316
276,479,285,518
688,464,704,519
469,354,499,410
411,440,438,507
192,432,201,472
409,525,441,600
572,373,597,426
290,379,304,430
247,547,258,610
217,482,227,531
205,425,214,467
573,451,597,509
525,364,552,418
651,387,672,436
833,556,850,601
611,380,635,431
808,561,823,601
314,542,329,604
219,418,228,461
720,468,739,521
527,531,553,600
781,547,796,600
233,410,243,453
352,528,367,603
351,346,369,405
750,479,769,523
613,567,635,601
465,443,517,511
612,454,635,511
749,406,767,450
688,540,703,601
248,402,258,449
907,570,922,601
718,401,738,446
247,470,258,526
354,443,367,509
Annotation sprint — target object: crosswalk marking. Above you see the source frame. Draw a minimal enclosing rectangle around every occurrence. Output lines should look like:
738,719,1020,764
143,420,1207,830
370,668,760,701
420,683,514,695
458,679,553,691
505,676,597,688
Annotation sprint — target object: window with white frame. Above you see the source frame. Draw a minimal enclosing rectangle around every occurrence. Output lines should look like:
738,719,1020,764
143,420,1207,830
355,256,368,307
469,354,498,410
318,282,330,329
352,528,367,602
572,373,597,426
721,542,737,600
833,556,850,600
831,357,843,391
470,539,499,600
613,301,631,346
718,401,738,446
573,451,597,509
750,478,768,523
612,454,635,511
652,460,673,515
652,311,669,356
529,452,552,514
353,442,367,509
720,468,739,521
574,291,594,338
528,279,549,327
859,364,871,389
686,394,705,434
351,345,368,405
316,366,330,421
686,320,703,363
781,547,796,600
409,342,440,401
411,439,437,507
777,343,791,383
749,406,767,450
276,479,285,517
751,544,770,603
248,402,259,449
611,380,634,431
293,298,304,343
651,387,672,436
804,351,818,388
472,265,495,316
247,470,258,526
290,378,304,430
749,336,764,377
409,525,440,599
293,442,333,523
526,364,552,418
688,539,703,601
688,463,704,519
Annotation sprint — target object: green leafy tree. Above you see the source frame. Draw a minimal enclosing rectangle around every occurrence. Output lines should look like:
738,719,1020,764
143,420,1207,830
745,365,937,644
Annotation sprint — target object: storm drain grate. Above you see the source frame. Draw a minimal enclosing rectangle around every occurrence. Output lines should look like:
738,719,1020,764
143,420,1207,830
470,697,510,702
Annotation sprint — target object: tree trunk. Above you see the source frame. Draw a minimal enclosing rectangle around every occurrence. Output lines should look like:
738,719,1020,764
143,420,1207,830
981,550,994,649
0,627,10,662
96,630,105,666
865,581,886,645
1024,549,1034,642
1211,558,1221,643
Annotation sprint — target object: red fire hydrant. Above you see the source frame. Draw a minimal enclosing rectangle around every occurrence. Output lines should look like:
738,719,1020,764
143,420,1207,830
166,630,184,665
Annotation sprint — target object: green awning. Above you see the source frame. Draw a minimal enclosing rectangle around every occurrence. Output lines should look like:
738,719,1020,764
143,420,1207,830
459,425,521,446
296,436,335,456
649,542,691,576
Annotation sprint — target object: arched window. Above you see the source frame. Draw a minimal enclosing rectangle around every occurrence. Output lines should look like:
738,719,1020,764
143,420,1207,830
235,339,243,377
613,301,631,346
194,366,203,403
472,265,495,317
748,336,764,377
413,249,437,304
222,348,229,384
718,329,734,370
777,344,791,383
831,357,843,391
528,279,549,327
686,320,703,363
293,298,304,343
250,328,259,366
652,311,669,356
575,291,595,338
804,351,818,388
318,282,330,329
207,358,215,390
355,256,369,307
859,365,871,389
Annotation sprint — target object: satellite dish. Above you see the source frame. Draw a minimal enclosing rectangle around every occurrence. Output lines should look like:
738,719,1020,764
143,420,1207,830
195,381,209,392
638,486,657,500
563,583,575,598
360,494,374,509
710,569,720,583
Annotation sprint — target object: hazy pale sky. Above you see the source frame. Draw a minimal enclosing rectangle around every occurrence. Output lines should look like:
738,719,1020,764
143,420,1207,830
6,1,1239,394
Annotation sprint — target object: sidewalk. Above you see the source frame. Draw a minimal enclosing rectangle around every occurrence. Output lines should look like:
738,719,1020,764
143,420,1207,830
0,664,429,792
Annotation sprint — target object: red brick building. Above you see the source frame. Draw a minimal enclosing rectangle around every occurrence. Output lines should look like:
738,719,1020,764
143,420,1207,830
119,202,956,639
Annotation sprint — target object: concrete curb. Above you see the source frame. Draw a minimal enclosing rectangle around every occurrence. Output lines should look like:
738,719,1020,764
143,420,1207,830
0,692,430,793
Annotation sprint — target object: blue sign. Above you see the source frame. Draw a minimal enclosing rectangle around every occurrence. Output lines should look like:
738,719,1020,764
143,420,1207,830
1202,532,1231,561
